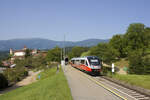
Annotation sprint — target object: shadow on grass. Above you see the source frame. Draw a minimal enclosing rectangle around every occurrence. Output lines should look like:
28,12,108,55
0,85,22,95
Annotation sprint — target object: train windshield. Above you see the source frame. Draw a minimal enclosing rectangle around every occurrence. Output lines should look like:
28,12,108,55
88,58,100,66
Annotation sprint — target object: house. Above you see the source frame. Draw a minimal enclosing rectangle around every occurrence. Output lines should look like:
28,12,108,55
10,46,38,64
2,61,11,67
1,46,40,68
13,50,26,57
31,49,38,55
10,46,27,57
10,46,38,57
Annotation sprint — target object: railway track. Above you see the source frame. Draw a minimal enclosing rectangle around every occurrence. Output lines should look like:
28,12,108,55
94,76,150,100
72,66,150,100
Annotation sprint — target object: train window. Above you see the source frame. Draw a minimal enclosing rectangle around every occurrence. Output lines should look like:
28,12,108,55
86,61,88,66
81,60,85,64
72,60,74,64
75,60,80,65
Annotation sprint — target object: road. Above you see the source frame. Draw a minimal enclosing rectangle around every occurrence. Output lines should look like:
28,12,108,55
64,65,124,100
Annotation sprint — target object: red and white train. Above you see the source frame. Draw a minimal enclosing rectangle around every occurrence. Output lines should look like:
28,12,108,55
70,56,102,75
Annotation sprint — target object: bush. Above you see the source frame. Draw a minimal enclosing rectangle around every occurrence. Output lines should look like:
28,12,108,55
46,47,61,62
142,55,150,74
128,50,150,74
3,68,17,83
0,73,8,89
128,50,144,74
101,66,112,76
3,68,28,83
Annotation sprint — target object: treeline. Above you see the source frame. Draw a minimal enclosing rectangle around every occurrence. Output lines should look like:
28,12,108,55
0,51,9,60
68,23,150,75
46,46,89,62
94,23,150,74
38,23,150,75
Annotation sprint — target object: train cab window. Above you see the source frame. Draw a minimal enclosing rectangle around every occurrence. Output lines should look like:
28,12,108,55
86,56,101,66
81,60,85,64
88,59,100,66
86,61,88,66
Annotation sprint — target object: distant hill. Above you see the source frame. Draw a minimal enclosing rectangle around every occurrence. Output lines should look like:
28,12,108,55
0,38,109,51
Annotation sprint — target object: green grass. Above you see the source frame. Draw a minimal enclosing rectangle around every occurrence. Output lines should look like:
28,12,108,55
114,59,129,68
112,74,150,90
0,67,73,100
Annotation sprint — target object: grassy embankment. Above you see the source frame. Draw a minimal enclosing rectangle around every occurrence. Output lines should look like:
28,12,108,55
0,67,73,100
112,74,150,90
104,59,150,90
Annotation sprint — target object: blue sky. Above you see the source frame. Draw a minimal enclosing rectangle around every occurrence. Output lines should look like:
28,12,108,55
0,0,150,41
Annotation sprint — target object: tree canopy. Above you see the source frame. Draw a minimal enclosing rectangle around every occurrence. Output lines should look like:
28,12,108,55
46,46,61,62
68,46,89,59
109,34,126,58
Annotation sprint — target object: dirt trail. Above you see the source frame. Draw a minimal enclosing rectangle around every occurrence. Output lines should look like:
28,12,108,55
0,70,41,95
16,70,41,86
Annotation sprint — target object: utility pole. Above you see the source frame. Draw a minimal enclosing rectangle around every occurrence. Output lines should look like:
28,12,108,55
61,34,65,66
63,34,66,60
60,36,62,62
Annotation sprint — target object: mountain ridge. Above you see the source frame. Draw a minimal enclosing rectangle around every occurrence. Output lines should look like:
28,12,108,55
0,38,109,51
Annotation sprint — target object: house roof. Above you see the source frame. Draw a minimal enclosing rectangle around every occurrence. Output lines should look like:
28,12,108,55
14,50,25,53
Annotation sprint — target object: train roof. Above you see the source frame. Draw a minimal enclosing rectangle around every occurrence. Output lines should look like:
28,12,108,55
71,56,100,60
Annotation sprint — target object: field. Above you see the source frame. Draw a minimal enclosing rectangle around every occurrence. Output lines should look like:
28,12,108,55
112,74,150,90
0,67,73,100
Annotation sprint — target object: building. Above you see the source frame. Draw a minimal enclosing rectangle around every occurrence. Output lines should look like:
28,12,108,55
9,46,38,64
10,46,27,57
31,49,38,55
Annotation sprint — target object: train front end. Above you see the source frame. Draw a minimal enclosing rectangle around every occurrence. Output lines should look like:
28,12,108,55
87,56,102,75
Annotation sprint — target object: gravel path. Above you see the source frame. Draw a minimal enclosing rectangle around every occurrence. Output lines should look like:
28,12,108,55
16,70,41,86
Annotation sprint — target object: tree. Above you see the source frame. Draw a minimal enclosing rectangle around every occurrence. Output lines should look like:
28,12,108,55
30,56,46,69
68,46,89,59
124,23,150,74
143,27,150,50
109,34,126,58
0,73,8,89
128,50,144,74
124,23,146,54
81,51,91,57
128,49,150,74
89,43,119,64
46,46,61,62
142,54,150,74
0,60,2,67
25,49,31,58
